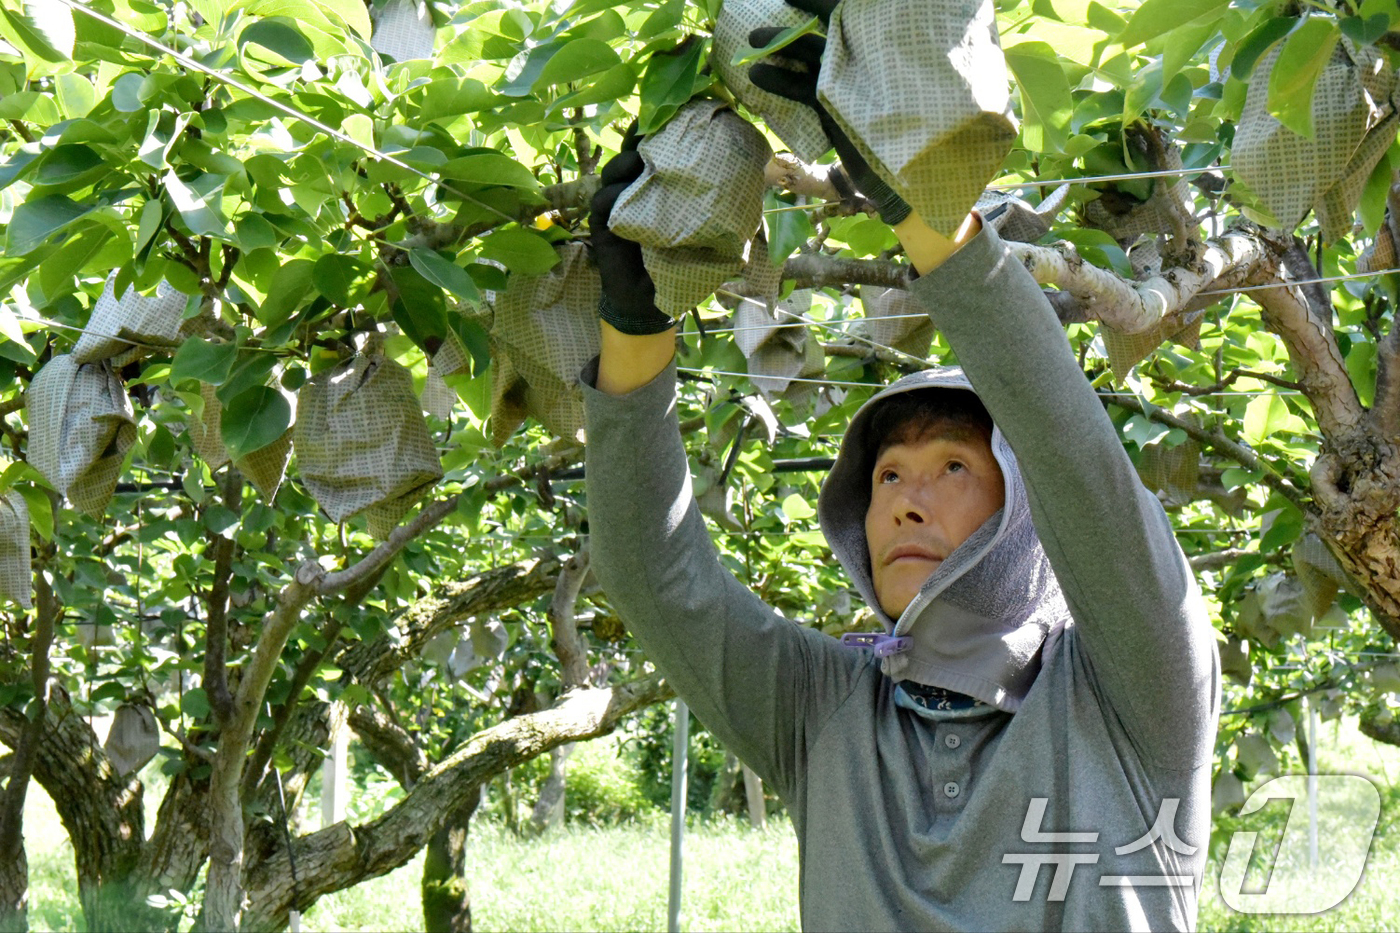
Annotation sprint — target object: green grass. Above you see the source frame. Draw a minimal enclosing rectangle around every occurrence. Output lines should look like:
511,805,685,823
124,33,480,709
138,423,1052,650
20,714,1400,932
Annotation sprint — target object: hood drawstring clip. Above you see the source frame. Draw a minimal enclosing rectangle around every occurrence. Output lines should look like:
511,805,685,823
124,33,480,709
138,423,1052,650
840,632,911,658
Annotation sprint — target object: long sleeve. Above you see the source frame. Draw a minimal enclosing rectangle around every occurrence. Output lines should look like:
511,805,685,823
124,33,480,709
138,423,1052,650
581,359,868,799
910,225,1221,769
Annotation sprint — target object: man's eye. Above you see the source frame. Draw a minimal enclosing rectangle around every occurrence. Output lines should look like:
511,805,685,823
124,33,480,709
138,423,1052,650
948,461,965,473
879,469,899,484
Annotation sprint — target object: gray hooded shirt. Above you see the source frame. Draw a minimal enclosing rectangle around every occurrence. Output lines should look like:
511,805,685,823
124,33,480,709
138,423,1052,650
583,223,1220,931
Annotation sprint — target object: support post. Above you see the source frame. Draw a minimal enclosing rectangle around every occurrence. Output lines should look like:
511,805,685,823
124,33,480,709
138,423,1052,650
668,699,689,933
321,727,349,828
1308,697,1318,870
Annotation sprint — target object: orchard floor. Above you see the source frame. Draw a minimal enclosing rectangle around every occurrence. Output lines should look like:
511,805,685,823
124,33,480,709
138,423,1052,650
21,715,1400,932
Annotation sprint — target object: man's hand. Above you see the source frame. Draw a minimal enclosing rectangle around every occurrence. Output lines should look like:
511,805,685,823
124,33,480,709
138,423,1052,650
590,139,677,395
590,140,674,337
746,0,909,226
749,0,984,275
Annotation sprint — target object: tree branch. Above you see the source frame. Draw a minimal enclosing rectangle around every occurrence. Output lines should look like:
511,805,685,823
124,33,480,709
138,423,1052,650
1101,392,1311,509
348,706,428,788
337,558,560,688
1007,229,1271,335
781,254,907,291
316,497,460,595
1188,549,1254,571
239,613,344,801
204,471,242,726
1246,235,1365,439
200,562,323,932
548,543,592,690
242,673,674,932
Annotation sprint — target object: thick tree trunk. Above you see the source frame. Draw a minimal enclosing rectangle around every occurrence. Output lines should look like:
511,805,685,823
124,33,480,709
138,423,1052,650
0,692,154,932
0,572,55,933
422,788,481,933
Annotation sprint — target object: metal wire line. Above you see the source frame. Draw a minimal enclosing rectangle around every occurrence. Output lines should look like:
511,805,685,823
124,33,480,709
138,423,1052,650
763,165,1233,213
711,287,929,368
54,0,517,226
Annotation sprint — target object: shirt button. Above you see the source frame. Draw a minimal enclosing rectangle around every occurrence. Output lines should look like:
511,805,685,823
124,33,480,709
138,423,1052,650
944,781,961,799
944,733,961,749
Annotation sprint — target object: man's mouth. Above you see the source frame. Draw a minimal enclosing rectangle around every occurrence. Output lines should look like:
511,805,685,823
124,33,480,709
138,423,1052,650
885,545,943,566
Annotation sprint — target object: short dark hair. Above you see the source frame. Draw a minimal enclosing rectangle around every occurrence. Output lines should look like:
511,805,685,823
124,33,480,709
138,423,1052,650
867,388,994,461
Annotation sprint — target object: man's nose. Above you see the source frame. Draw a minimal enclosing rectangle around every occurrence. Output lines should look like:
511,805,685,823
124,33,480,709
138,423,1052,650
892,486,931,525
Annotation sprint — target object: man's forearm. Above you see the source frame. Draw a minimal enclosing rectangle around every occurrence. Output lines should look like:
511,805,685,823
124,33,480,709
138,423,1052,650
597,321,677,395
894,211,982,276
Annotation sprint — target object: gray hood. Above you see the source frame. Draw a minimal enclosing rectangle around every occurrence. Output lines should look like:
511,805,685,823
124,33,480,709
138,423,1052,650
817,367,1070,711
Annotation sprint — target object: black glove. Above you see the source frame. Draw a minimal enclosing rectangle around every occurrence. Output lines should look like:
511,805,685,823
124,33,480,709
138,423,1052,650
588,139,675,336
747,0,911,226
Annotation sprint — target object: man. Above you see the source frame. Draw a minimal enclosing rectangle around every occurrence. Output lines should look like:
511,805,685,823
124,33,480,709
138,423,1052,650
579,14,1221,932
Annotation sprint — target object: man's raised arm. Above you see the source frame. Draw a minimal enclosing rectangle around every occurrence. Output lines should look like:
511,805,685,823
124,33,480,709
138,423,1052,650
898,209,1220,769
582,148,866,798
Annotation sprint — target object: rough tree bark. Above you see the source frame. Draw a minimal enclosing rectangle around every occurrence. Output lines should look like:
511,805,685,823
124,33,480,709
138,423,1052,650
423,789,482,933
0,572,54,933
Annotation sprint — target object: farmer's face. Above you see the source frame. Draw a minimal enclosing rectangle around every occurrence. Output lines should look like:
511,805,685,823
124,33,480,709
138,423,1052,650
865,434,1005,618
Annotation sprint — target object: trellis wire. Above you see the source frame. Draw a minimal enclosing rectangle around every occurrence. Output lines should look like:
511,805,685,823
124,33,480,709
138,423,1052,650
53,0,516,225
763,165,1233,213
712,287,929,367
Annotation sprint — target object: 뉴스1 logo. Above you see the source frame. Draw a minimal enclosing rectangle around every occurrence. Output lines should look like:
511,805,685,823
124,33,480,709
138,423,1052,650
1001,775,1381,914
1219,774,1380,914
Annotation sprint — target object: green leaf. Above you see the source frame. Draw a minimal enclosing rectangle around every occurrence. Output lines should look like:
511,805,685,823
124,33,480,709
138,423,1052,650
1161,19,1215,87
1267,17,1340,139
478,227,560,275
0,147,40,191
1339,13,1392,47
638,0,685,40
312,253,367,306
4,194,92,255
499,41,566,97
417,78,497,122
1229,17,1294,82
180,688,211,720
1346,339,1377,408
0,4,73,65
764,195,815,266
239,18,316,66
409,249,483,303
730,15,820,67
234,213,279,251
439,153,539,189
1004,42,1072,153
164,170,229,238
1053,228,1132,277
390,265,448,350
220,385,292,460
547,62,637,115
1359,141,1400,236
1117,0,1228,49
1243,392,1306,445
1260,502,1304,554
780,493,815,522
637,37,707,135
170,338,238,386
313,0,372,39
257,259,315,326
33,144,103,186
534,38,620,89
14,484,51,541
